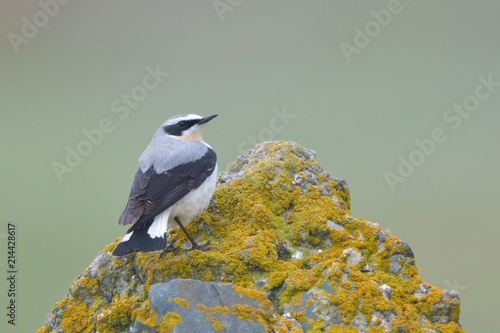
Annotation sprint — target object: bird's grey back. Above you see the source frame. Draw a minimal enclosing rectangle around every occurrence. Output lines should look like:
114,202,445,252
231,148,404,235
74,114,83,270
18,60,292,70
139,135,209,173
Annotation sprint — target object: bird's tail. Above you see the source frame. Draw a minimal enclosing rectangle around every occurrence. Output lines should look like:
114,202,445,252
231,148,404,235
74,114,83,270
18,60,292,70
112,218,167,256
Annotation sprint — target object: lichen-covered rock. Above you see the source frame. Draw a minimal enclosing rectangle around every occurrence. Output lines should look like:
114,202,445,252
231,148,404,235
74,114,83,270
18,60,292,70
37,141,467,333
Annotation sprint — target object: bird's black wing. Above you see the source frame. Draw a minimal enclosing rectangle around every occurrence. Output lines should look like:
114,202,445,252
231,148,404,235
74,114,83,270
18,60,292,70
118,148,217,229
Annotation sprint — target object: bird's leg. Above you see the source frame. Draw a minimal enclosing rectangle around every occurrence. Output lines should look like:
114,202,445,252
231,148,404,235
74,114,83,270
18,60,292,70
160,237,179,257
174,216,212,252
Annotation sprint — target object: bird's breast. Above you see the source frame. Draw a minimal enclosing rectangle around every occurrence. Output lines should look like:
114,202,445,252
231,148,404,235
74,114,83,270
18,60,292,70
167,164,218,229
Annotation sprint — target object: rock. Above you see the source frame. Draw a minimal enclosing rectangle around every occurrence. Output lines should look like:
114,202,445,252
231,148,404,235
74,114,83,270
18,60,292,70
37,141,467,333
290,285,341,331
414,283,431,300
342,248,363,266
377,284,392,301
375,231,390,252
133,279,271,332
325,220,345,231
273,312,304,332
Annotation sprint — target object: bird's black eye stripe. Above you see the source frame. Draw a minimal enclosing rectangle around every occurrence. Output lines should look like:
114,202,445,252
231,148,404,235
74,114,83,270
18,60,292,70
163,119,200,136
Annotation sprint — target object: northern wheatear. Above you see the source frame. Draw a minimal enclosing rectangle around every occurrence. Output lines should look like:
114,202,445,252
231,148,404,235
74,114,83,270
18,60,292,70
112,114,218,256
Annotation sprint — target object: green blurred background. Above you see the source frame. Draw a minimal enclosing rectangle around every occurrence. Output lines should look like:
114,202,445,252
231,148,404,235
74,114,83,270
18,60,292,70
1,1,499,332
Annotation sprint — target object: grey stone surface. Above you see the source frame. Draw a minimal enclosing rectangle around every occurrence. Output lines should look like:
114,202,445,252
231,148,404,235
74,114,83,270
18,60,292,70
133,279,270,333
389,254,404,274
378,284,392,301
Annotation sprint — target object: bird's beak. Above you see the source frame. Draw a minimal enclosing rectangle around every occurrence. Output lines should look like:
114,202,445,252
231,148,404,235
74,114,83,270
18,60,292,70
198,114,218,125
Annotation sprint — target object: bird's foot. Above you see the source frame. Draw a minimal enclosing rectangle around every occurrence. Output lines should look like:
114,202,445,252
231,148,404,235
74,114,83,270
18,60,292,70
160,238,180,257
183,240,212,253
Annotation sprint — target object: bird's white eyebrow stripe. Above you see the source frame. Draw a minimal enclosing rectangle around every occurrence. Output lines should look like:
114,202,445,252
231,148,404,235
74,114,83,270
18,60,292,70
164,114,203,125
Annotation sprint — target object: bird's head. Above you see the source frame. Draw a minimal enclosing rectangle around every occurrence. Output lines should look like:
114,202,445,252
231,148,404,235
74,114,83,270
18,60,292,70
157,113,218,142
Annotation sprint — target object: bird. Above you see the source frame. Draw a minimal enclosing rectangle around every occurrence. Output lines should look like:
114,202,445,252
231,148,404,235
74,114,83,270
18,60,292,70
112,114,218,256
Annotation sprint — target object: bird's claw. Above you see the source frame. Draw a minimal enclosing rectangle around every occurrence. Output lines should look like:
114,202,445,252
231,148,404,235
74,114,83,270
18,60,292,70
183,240,212,253
160,238,180,257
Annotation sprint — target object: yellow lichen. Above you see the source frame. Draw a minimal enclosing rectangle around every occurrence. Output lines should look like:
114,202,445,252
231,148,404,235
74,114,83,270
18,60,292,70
323,326,358,332
196,302,231,326
215,305,230,316
197,303,209,313
135,299,157,328
416,288,445,318
265,271,288,291
212,320,226,330
391,315,424,332
292,293,303,307
174,297,190,309
232,285,273,313
291,328,304,333
95,296,133,333
159,312,182,333
231,304,269,325
60,300,92,333
435,322,466,333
